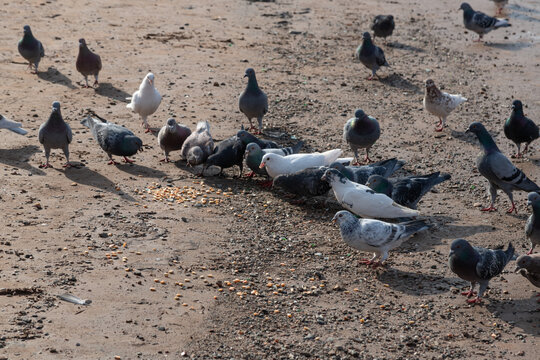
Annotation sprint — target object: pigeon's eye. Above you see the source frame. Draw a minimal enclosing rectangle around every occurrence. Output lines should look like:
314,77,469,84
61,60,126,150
338,214,343,217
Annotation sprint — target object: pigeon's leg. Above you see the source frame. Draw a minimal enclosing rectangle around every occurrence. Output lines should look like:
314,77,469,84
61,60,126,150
467,282,487,304
474,35,483,43
122,157,135,164
31,62,39,74
160,152,171,163
527,244,535,255
107,154,119,165
39,147,53,168
259,180,273,188
255,116,263,135
435,118,444,132
359,253,378,265
364,148,372,163
461,286,477,298
504,191,517,214
244,171,255,178
82,76,90,88
367,70,377,81
93,74,99,87
62,146,72,168
513,143,522,159
481,185,498,212
352,149,360,166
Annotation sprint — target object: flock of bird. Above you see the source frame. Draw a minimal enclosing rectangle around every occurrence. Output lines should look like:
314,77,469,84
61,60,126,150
0,1,539,306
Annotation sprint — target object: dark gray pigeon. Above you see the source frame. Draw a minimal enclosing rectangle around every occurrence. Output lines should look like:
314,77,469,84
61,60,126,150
329,158,404,184
203,136,245,176
459,2,510,42
371,15,395,41
76,38,102,88
515,254,540,301
525,192,540,255
245,141,303,178
157,118,191,162
355,32,389,80
0,114,27,135
466,122,540,214
239,68,268,134
448,238,514,304
366,172,451,209
81,114,143,165
181,121,214,166
503,100,539,158
273,166,330,197
38,101,72,168
237,129,278,149
18,25,44,74
343,109,380,163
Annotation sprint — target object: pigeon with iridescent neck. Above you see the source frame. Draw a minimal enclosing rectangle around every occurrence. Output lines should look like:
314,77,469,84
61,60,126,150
503,100,538,158
38,101,72,168
466,122,540,214
18,25,44,74
343,109,380,164
329,158,405,184
239,68,268,134
76,38,102,88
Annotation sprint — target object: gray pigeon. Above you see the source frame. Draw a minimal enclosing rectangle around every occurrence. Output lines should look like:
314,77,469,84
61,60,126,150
329,158,404,184
18,25,44,74
245,141,303,179
503,100,539,158
236,129,278,149
371,15,395,41
332,210,431,267
343,109,380,164
525,192,540,255
180,121,214,166
76,38,102,88
448,238,514,304
38,101,72,168
459,2,510,42
157,118,191,162
466,122,540,214
0,114,27,135
203,136,245,176
273,166,330,197
81,114,142,165
366,172,451,209
239,68,268,134
355,32,389,80
515,254,540,302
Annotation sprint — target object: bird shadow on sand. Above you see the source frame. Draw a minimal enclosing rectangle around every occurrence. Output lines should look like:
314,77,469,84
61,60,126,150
57,165,135,202
38,67,77,89
450,130,478,145
386,41,425,53
114,162,167,178
376,268,451,295
94,83,132,102
484,42,533,51
432,221,496,241
486,297,540,336
0,145,45,175
379,73,422,94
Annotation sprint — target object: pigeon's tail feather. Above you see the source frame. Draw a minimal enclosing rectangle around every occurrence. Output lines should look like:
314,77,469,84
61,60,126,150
322,149,343,165
494,19,511,28
402,219,431,238
0,116,27,135
290,141,304,154
8,127,28,135
504,243,515,264
196,121,210,133
427,172,451,187
448,94,467,107
376,158,405,178
126,102,134,110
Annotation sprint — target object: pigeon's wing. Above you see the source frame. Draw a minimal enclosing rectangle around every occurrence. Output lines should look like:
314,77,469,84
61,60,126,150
66,124,73,144
96,54,102,71
488,152,540,191
475,247,508,280
374,46,388,66
39,41,44,57
38,123,45,144
356,219,394,247
472,11,497,29
526,216,533,237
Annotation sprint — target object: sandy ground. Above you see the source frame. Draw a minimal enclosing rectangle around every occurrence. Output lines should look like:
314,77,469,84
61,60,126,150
0,0,539,359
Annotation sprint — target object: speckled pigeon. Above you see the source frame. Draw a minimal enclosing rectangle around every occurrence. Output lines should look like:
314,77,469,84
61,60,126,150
76,38,102,88
503,100,539,158
18,25,44,74
343,109,380,164
355,32,389,80
239,68,268,134
38,101,72,168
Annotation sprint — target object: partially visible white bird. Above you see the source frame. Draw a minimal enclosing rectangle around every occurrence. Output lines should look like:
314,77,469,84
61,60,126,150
0,114,28,135
322,168,419,219
126,72,162,133
423,79,467,132
259,149,342,178
332,210,431,266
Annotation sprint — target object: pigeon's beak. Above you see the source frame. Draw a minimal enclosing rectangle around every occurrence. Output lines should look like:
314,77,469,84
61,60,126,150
527,199,532,205
331,215,337,223
243,74,248,78
465,127,470,133
321,174,327,181
514,266,522,273
259,162,265,169
448,250,454,257
147,78,153,86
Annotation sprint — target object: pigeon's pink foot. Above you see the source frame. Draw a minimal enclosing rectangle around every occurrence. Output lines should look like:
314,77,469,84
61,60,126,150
461,290,477,298
107,160,119,165
39,163,52,169
359,259,374,265
370,261,383,268
474,37,483,43
159,158,170,163
259,180,273,188
506,203,517,214
435,126,444,132
364,154,372,163
481,205,497,212
466,297,483,304
93,80,99,87
62,162,72,168
122,157,135,164
244,171,255,178
366,75,375,81
527,248,534,255
144,128,154,134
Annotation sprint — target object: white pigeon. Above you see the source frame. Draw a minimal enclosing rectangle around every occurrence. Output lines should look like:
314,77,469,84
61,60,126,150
332,210,431,266
0,114,28,135
259,149,342,178
423,79,467,132
126,72,162,133
322,168,419,219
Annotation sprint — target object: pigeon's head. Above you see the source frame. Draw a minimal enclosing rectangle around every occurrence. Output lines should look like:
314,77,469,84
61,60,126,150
366,175,391,196
166,118,177,132
78,38,87,47
331,210,356,225
527,192,540,206
425,79,436,88
23,25,31,34
354,109,366,119
515,255,534,273
511,100,523,111
187,147,204,166
245,142,262,157
321,168,346,184
244,68,256,79
362,32,371,40
449,238,473,258
145,73,155,86
259,153,277,169
51,101,61,112
329,162,345,172
236,130,254,144
387,15,394,21
465,121,485,135
459,3,472,11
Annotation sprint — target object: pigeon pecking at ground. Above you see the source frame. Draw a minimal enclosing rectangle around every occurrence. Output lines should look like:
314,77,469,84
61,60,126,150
157,118,191,163
423,79,467,132
18,25,44,74
181,121,214,166
503,100,539,158
343,109,380,164
332,210,431,267
259,149,342,178
273,166,331,198
81,114,143,165
239,68,268,135
329,158,405,185
322,168,419,219
126,72,162,133
466,122,540,214
38,101,72,168
355,32,389,80
203,136,245,177
0,114,27,135
371,15,395,42
525,192,540,255
245,141,303,178
76,38,102,88
515,254,540,303
449,238,514,304
366,172,451,210
459,2,510,42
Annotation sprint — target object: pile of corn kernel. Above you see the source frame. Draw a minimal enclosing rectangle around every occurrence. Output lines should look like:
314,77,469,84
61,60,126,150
135,181,234,207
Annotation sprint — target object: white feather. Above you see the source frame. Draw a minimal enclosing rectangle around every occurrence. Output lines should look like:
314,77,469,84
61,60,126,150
260,149,342,178
0,115,28,135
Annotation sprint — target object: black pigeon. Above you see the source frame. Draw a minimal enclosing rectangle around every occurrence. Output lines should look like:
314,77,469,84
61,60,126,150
355,32,389,80
448,239,514,304
466,122,540,214
18,25,44,74
371,15,395,41
273,166,330,197
204,136,245,176
76,38,102,88
366,172,451,209
329,158,405,185
503,100,539,158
